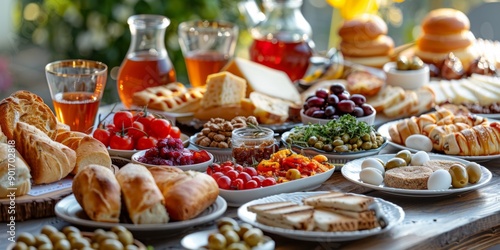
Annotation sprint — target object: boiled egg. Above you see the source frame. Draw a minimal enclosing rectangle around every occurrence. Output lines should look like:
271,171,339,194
411,151,430,166
427,169,452,190
359,167,384,185
405,134,433,152
361,158,385,175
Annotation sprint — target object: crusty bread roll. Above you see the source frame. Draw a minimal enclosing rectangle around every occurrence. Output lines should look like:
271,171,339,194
338,14,388,41
0,142,31,198
72,164,121,222
421,8,470,35
14,122,75,184
116,163,169,224
0,90,58,140
149,166,219,221
55,131,112,174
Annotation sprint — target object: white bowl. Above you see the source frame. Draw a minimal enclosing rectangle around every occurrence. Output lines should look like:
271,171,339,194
189,133,233,163
107,133,190,159
300,108,376,126
131,150,214,172
383,62,430,90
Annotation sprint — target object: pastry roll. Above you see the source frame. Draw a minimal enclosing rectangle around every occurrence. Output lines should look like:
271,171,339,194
72,164,121,222
116,163,169,224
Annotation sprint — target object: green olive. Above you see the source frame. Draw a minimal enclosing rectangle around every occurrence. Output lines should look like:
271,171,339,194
466,162,482,184
37,243,53,250
54,239,71,250
307,136,318,146
332,139,344,146
208,233,227,250
110,225,128,235
99,238,124,250
237,223,253,238
410,56,424,70
361,141,372,150
62,226,80,236
218,224,236,235
243,228,263,247
385,157,407,170
395,150,412,165
349,137,359,144
314,141,324,150
49,232,66,244
93,229,107,242
40,225,59,237
396,56,410,70
226,242,251,250
117,230,134,246
17,232,36,246
35,234,52,247
70,237,90,249
449,164,469,188
12,242,28,250
217,217,239,230
341,134,350,143
286,169,302,180
322,144,333,152
223,230,241,245
361,133,371,142
334,145,349,152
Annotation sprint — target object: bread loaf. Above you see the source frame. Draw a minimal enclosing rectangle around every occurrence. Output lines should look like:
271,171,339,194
0,142,31,198
0,90,59,140
116,163,169,224
200,72,247,108
72,164,121,222
132,82,206,112
149,166,219,221
55,131,112,174
14,122,75,184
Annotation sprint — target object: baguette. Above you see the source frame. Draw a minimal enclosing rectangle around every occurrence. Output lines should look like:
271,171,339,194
72,164,121,223
149,166,219,221
0,142,31,198
55,131,112,174
14,122,75,184
116,163,169,224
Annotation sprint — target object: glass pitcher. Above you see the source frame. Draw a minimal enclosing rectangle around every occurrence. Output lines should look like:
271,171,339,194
244,0,314,81
117,14,177,108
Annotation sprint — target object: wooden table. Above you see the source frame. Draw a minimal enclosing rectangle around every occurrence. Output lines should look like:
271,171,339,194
2,145,499,250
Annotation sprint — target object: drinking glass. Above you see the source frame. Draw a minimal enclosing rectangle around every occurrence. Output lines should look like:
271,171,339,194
45,59,107,133
178,20,238,87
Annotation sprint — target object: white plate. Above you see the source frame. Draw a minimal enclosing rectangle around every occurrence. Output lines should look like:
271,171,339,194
189,133,233,163
237,191,404,242
220,167,335,207
131,149,214,172
281,131,388,165
377,120,500,162
341,154,493,197
54,195,227,232
181,229,275,250
472,113,500,119
107,133,190,159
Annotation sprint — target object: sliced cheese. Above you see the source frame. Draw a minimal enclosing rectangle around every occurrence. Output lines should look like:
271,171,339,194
458,79,498,106
222,57,301,104
468,78,500,95
425,81,447,104
249,92,290,124
449,80,479,104
470,73,500,87
200,71,247,108
438,81,457,104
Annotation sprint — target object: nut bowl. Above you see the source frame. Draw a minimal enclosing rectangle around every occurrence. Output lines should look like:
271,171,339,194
300,108,376,126
383,62,430,90
189,132,233,162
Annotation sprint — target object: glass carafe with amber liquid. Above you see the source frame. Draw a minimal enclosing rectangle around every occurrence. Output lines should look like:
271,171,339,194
244,0,314,81
117,14,176,108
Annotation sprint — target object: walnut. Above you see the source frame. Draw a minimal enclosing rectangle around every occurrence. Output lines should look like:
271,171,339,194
218,141,229,148
222,131,232,137
207,132,217,139
213,134,226,142
231,116,246,125
209,123,221,132
213,118,225,124
246,116,258,125
196,137,211,147
232,123,246,129
210,141,219,147
222,122,233,131
201,127,211,135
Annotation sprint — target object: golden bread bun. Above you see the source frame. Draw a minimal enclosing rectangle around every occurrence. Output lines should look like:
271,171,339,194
414,44,478,69
338,14,388,41
340,35,394,57
422,8,470,35
417,31,475,53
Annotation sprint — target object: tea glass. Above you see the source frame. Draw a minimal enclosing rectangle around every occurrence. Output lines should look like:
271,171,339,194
178,20,238,87
45,59,107,133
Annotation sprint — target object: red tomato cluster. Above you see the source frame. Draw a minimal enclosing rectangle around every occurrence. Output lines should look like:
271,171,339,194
207,161,277,190
93,110,181,150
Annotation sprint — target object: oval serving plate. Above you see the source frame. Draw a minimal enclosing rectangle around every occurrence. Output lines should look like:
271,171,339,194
341,154,492,197
131,149,214,172
55,194,227,232
219,166,335,207
281,131,388,165
237,191,404,242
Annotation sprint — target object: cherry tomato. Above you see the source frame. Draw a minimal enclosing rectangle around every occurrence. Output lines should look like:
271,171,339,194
252,176,264,186
136,136,158,150
231,179,245,190
105,123,118,134
216,176,231,189
93,128,111,147
237,172,252,183
209,163,222,173
109,133,134,150
244,180,259,189
222,165,234,175
150,118,172,139
169,126,181,139
226,170,239,181
243,167,258,177
220,161,234,167
113,111,133,129
262,177,277,187
127,121,146,140
206,166,214,176
234,164,244,172
211,172,224,182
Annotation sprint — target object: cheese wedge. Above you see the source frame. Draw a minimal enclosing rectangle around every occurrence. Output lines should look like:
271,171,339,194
470,73,500,87
468,78,500,96
222,57,301,104
438,81,458,104
200,72,247,108
458,79,498,106
448,80,479,104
